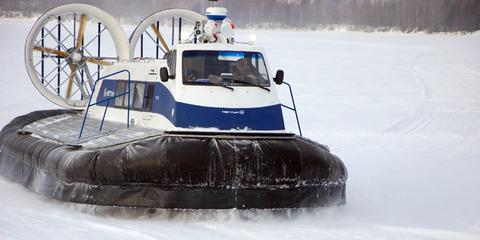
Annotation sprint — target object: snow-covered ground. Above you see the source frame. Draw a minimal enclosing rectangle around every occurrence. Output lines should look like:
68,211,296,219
1,20,479,240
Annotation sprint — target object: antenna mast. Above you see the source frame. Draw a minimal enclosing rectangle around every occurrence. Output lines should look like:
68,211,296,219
208,0,218,7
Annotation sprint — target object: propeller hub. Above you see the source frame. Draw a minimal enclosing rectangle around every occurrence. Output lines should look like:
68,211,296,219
71,51,83,62
66,47,84,65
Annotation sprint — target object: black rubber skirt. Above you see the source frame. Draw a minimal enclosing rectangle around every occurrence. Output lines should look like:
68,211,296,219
0,110,347,209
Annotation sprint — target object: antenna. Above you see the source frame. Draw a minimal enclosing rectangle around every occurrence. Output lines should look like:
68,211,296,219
208,0,218,7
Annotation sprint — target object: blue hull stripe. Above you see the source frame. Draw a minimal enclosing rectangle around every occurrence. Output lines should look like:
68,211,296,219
174,102,284,130
97,80,285,131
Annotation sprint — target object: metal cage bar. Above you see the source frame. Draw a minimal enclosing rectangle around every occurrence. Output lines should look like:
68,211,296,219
281,82,303,136
80,33,84,100
41,27,45,84
56,16,61,95
171,17,175,46
97,22,101,81
156,21,159,58
178,18,182,42
79,69,132,139
140,33,144,58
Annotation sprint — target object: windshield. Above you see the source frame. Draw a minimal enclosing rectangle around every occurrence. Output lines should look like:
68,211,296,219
182,51,270,87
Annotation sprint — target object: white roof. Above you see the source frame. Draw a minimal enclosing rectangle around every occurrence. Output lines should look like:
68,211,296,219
174,43,264,53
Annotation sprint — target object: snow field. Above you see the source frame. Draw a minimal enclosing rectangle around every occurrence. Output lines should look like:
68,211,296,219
0,20,479,239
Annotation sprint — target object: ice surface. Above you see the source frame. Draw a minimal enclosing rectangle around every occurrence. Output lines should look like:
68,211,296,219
1,20,480,239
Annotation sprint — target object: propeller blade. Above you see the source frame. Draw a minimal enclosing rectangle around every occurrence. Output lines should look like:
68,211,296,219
150,24,170,52
33,46,68,58
76,14,88,49
84,57,113,66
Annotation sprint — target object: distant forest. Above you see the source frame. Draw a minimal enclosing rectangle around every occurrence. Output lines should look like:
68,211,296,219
1,0,479,32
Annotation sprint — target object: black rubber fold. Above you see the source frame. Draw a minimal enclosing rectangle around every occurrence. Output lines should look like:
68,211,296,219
0,110,347,209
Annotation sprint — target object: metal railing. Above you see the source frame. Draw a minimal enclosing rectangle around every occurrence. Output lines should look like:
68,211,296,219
78,69,131,139
281,81,303,136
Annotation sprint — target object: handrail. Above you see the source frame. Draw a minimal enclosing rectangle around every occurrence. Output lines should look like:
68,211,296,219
280,81,303,136
78,69,131,139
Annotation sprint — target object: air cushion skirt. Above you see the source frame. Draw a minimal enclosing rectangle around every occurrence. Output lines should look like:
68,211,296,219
0,110,347,209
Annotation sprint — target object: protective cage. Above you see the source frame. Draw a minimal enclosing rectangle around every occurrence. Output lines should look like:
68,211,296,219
24,4,130,110
0,110,347,209
130,9,206,59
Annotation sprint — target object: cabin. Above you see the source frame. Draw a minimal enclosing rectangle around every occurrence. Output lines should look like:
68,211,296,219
89,43,286,132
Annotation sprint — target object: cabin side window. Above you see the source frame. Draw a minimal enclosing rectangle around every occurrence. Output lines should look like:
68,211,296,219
132,82,146,110
144,84,155,111
165,50,177,74
113,81,152,111
114,81,127,107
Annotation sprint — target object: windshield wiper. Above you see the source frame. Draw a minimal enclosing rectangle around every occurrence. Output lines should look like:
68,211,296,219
212,83,234,91
231,79,270,92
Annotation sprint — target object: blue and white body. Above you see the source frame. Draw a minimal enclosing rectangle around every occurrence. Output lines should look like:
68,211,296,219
88,43,286,133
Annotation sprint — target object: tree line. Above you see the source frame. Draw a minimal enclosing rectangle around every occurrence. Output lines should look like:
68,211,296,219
1,0,479,32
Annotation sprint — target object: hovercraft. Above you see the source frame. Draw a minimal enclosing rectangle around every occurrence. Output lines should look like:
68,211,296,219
0,3,347,209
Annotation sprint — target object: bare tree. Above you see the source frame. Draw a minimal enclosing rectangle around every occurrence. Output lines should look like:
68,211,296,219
1,0,479,32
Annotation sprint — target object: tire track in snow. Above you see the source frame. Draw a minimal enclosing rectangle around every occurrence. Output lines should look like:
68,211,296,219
413,54,434,100
384,55,435,134
385,54,480,135
377,226,480,240
383,108,480,137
